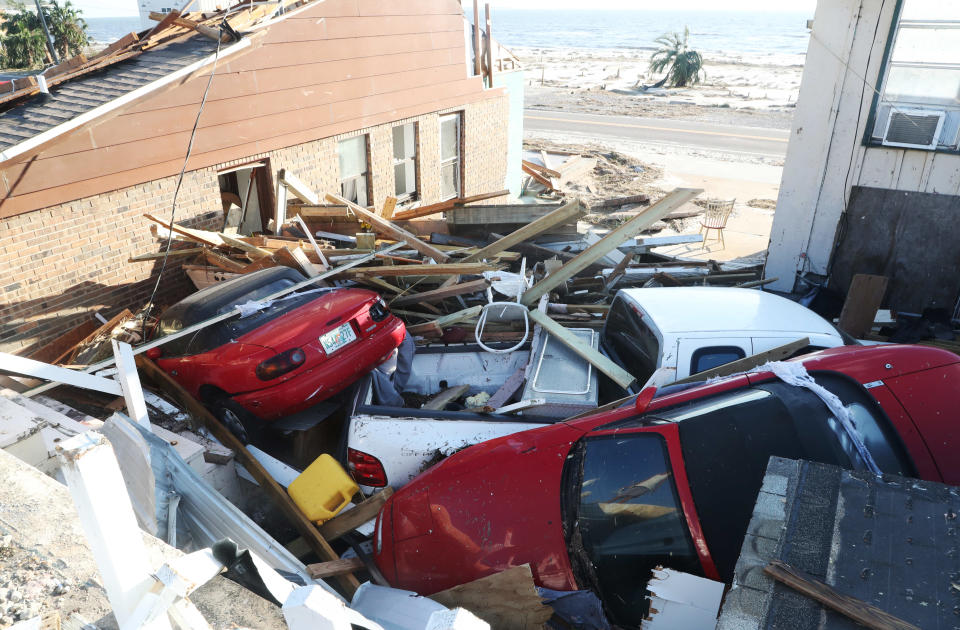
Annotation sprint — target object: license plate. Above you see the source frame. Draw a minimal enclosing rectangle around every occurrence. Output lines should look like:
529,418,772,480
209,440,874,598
320,322,357,354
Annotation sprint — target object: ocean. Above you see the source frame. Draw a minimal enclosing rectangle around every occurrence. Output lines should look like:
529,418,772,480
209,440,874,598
87,9,812,66
485,9,811,66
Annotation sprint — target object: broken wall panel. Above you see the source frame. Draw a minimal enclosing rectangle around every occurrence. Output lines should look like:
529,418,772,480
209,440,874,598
829,186,960,313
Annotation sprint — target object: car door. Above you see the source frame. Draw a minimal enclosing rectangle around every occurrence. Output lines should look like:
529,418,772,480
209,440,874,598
676,337,752,379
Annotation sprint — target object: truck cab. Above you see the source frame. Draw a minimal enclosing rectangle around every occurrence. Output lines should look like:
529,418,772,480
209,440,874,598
602,287,848,390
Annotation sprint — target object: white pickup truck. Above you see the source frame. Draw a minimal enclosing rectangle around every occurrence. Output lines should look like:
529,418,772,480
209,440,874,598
342,287,849,492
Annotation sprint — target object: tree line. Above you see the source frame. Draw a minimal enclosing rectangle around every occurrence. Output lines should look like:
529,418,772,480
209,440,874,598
1,0,89,70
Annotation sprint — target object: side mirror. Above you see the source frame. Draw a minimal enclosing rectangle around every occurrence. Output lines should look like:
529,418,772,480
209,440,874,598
146,347,164,360
634,386,657,413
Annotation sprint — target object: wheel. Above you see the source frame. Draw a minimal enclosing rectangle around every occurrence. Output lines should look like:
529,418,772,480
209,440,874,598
212,400,263,445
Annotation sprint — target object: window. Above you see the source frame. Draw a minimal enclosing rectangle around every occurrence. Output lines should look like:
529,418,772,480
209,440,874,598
339,135,369,206
868,1,960,150
602,296,660,387
439,113,461,200
689,346,746,375
565,432,699,627
392,123,418,202
218,161,270,234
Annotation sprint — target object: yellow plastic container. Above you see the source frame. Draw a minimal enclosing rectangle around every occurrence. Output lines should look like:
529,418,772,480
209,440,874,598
288,454,359,524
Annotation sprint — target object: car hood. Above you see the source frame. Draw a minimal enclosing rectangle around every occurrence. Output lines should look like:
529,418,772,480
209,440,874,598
380,421,587,594
236,287,377,351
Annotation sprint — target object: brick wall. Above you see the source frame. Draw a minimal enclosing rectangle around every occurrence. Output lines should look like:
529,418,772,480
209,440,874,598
0,93,510,355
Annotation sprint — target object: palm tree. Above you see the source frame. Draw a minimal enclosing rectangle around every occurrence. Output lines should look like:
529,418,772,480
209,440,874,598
46,0,89,59
648,26,704,88
0,0,89,69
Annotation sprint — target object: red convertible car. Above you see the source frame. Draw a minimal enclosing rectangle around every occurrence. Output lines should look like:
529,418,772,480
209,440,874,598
149,267,405,441
374,344,960,627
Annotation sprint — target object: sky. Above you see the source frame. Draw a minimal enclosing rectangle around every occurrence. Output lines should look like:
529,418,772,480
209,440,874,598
73,0,819,19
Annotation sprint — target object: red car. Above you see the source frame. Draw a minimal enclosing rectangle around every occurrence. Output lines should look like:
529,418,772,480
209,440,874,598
149,267,405,441
374,344,960,627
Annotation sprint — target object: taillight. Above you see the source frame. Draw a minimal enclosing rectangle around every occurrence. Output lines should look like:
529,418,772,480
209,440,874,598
255,348,306,380
348,448,387,487
369,298,390,323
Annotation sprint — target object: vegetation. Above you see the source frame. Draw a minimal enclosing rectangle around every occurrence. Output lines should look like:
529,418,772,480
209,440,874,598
0,0,90,70
648,26,704,88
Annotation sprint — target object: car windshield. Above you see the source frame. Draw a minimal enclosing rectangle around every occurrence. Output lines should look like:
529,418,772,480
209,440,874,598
565,433,701,628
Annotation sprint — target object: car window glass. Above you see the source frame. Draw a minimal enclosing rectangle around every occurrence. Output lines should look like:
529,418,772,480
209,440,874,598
604,297,660,385
690,345,746,375
576,433,700,627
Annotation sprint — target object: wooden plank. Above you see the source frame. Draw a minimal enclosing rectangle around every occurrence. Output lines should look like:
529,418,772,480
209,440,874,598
134,355,359,594
22,319,98,365
203,249,247,272
605,251,635,289
128,247,204,262
527,309,635,390
218,232,274,259
764,560,919,630
422,384,470,410
144,214,223,247
336,263,497,278
355,274,404,294
429,564,553,630
673,337,811,385
521,159,561,180
380,196,398,220
389,278,490,307
55,309,133,366
279,169,320,205
838,274,888,338
306,557,365,579
88,31,139,61
462,200,584,263
447,203,568,226
391,189,511,221
590,194,650,209
521,163,554,189
326,193,451,263
407,306,484,336
44,54,89,80
520,189,702,306
317,487,395,542
485,366,526,408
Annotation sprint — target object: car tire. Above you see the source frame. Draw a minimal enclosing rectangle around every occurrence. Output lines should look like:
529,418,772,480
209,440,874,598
213,400,263,445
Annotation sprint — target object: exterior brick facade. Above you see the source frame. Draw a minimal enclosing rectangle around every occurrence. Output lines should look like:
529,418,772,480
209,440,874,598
0,94,510,355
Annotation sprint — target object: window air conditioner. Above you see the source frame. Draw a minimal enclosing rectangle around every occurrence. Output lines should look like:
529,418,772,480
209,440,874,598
882,108,945,150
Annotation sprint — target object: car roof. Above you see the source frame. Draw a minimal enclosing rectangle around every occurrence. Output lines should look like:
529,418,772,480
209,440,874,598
158,266,306,327
616,287,839,336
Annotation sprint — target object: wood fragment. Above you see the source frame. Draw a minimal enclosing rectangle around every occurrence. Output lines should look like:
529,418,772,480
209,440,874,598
390,278,490,307
838,274,888,338
318,487,394,542
306,557,365,579
521,163,554,189
521,159,561,179
333,263,498,278
462,200,584,263
764,560,920,630
128,247,204,262
23,319,99,365
203,249,247,273
380,196,398,220
422,385,471,410
326,193,451,263
429,564,553,630
135,356,359,594
589,194,650,209
391,189,510,221
521,188,702,306
407,306,484,336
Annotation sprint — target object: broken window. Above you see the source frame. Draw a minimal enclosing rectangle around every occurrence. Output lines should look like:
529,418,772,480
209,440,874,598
568,432,699,628
439,113,461,200
217,161,271,235
339,135,369,207
393,123,418,202
868,0,960,149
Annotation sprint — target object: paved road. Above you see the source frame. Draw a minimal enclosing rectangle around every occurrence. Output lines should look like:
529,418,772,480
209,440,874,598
524,109,790,158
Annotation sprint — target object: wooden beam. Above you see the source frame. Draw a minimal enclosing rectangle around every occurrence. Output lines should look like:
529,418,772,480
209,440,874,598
88,31,139,61
144,214,221,247
355,274,404,294
521,163,553,189
389,278,490,307
673,337,810,385
407,306,484,336
335,263,497,278
279,169,320,205
472,0,482,77
484,3,494,85
203,249,247,273
306,557,365,580
527,309,635,389
217,232,273,259
521,188,702,306
134,356,359,595
764,560,919,630
54,309,134,366
318,487,394,542
391,190,510,221
129,247,203,262
326,193,450,263
462,200,584,263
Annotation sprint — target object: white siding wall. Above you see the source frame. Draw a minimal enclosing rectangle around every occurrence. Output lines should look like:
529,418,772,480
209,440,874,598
764,0,960,291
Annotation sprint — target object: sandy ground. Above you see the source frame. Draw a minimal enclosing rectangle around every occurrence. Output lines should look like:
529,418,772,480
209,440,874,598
519,46,798,265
